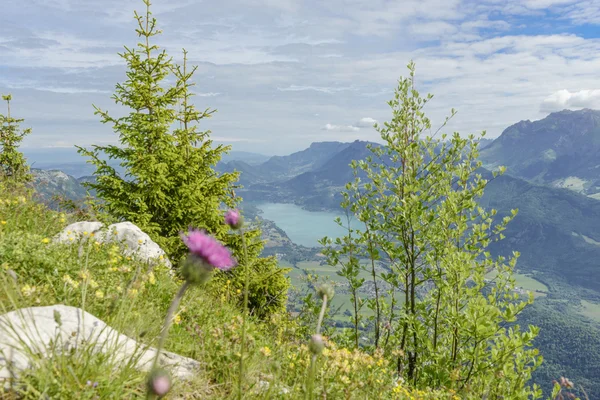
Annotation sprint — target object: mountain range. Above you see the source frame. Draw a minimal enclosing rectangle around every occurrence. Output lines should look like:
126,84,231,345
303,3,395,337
26,108,600,396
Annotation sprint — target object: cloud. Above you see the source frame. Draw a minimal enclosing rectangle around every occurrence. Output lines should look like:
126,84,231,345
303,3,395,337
196,92,221,97
323,123,360,132
277,85,355,94
354,117,378,128
541,89,600,112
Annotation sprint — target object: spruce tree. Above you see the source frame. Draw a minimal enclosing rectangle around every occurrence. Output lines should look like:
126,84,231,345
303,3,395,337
0,94,32,185
321,63,542,398
77,0,289,318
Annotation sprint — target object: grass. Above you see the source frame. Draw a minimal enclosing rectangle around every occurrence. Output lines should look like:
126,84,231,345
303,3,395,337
577,300,600,323
0,184,444,399
485,270,549,298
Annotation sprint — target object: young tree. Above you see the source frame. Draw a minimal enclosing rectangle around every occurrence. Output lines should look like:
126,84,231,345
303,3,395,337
321,62,542,398
77,0,289,318
0,94,32,184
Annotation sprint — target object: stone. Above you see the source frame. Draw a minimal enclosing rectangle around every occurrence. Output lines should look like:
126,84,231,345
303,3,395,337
0,305,199,387
53,221,171,268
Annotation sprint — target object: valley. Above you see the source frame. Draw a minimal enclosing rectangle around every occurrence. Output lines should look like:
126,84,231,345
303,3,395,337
26,108,600,396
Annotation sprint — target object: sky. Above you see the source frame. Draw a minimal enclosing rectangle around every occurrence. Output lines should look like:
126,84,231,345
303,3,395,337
1,0,600,158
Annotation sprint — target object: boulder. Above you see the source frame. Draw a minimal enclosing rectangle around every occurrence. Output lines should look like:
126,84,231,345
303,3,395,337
53,221,172,268
0,305,199,387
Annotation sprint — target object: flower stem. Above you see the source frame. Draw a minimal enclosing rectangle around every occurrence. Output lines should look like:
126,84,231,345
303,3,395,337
237,229,250,399
307,294,328,400
152,281,190,371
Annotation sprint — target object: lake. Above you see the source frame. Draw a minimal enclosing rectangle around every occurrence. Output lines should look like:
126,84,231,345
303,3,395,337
253,202,348,247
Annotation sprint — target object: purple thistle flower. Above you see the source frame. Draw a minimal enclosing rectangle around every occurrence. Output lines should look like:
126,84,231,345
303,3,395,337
224,209,243,229
181,229,236,271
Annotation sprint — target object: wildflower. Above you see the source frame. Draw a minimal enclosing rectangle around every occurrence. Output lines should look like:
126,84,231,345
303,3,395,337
173,314,182,325
41,238,50,244
147,369,171,397
179,230,236,285
83,231,88,236
260,346,272,357
181,229,236,271
148,272,156,285
0,221,6,225
86,380,98,388
138,239,144,244
21,284,36,297
89,279,99,289
224,209,243,229
95,290,104,299
237,289,241,294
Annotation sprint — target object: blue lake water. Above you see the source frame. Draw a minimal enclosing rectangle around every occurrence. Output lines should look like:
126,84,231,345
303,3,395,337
254,202,348,247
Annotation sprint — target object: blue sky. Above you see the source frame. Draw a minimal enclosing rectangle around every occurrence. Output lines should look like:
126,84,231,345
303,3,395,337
1,0,600,157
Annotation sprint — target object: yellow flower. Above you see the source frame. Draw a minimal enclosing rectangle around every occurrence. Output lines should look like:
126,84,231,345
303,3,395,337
69,237,74,242
21,284,36,297
173,314,182,325
79,271,89,280
128,288,138,297
137,239,143,244
67,230,71,234
260,346,272,357
83,231,88,236
236,289,241,294
41,238,50,244
148,272,156,285
226,280,231,285
0,221,6,225
95,290,104,299
89,279,99,289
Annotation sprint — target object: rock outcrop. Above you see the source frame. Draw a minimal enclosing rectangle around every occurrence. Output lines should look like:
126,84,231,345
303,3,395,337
0,305,198,386
53,221,171,267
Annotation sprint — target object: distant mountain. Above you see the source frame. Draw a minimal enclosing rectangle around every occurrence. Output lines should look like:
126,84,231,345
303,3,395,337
480,109,600,199
216,141,356,188
219,151,270,165
31,169,90,205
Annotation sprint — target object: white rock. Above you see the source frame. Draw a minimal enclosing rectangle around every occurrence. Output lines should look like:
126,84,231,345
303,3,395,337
0,305,199,387
53,221,104,242
103,222,172,268
53,221,171,268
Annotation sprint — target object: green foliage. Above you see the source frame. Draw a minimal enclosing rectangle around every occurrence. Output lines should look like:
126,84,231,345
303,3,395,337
76,0,288,318
0,181,455,399
320,62,542,398
0,94,32,185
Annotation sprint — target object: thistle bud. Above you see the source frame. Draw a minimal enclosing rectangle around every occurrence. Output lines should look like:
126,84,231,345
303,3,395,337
224,209,243,230
316,284,335,301
309,334,325,355
147,368,171,397
179,253,213,285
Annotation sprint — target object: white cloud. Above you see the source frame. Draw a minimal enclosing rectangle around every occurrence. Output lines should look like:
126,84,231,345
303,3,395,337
277,85,355,94
354,117,378,128
196,92,221,97
323,123,360,132
541,89,600,112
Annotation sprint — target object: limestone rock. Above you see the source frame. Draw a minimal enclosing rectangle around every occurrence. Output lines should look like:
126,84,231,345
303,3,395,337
54,221,171,268
0,305,199,386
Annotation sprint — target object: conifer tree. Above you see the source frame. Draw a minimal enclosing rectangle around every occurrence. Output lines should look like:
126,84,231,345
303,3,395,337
0,94,32,184
321,63,542,398
77,0,289,318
